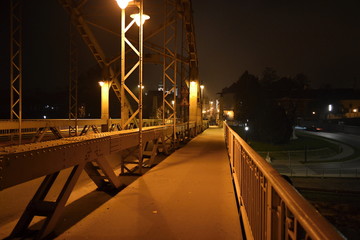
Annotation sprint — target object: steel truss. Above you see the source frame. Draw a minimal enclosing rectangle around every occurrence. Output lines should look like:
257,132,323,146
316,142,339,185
10,0,23,144
162,0,178,146
119,0,145,174
58,0,200,171
59,0,135,128
0,123,199,239
68,21,79,136
1,1,202,236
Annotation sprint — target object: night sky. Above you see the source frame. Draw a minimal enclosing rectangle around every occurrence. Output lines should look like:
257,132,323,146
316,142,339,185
1,0,360,110
192,0,360,98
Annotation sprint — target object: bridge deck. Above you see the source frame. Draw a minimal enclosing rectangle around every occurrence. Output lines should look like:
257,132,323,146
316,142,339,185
56,126,242,239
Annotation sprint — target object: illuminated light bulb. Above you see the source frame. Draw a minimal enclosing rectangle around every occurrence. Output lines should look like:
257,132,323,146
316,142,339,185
98,81,105,87
130,13,150,26
116,0,131,9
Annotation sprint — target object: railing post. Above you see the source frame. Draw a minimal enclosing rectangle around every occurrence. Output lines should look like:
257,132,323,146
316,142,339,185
266,183,272,240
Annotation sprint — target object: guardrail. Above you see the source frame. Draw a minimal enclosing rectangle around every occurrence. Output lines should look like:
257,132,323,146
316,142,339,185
278,167,360,178
224,122,345,240
0,119,163,136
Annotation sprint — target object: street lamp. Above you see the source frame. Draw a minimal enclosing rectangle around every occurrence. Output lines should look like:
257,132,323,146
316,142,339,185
116,0,131,9
98,81,110,120
130,13,150,26
200,84,204,123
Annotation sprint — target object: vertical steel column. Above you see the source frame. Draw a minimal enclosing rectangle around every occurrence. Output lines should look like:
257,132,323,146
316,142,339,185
10,0,22,144
138,0,144,173
179,20,187,123
120,7,127,129
162,0,177,142
119,0,147,174
68,19,78,136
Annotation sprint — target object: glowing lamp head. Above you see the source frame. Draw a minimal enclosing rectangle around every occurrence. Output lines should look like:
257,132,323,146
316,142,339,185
130,13,150,26
98,81,105,87
190,81,197,86
200,85,204,90
116,0,131,9
328,104,333,112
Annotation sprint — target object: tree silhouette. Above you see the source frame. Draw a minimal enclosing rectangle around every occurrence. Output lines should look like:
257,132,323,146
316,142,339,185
228,69,295,143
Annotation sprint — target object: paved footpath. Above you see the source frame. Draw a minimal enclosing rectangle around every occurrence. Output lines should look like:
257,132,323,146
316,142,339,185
56,126,242,240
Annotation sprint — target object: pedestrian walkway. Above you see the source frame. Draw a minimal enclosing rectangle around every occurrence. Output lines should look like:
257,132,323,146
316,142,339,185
55,126,242,240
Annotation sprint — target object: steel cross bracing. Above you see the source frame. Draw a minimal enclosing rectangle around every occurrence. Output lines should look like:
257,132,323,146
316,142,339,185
0,119,165,146
119,0,144,130
0,123,199,239
118,0,146,174
58,0,199,120
162,0,178,146
68,21,79,136
10,0,23,144
57,0,200,171
181,0,198,76
59,0,137,129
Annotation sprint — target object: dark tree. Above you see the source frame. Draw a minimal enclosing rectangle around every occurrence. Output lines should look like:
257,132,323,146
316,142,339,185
260,67,279,88
229,69,295,144
234,71,263,121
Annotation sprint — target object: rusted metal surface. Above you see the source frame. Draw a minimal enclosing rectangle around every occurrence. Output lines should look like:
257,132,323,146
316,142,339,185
224,122,345,240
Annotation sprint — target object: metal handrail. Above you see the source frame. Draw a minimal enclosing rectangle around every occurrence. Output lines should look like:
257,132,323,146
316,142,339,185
224,122,345,240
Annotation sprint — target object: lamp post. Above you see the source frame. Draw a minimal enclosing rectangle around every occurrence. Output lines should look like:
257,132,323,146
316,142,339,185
98,81,110,120
116,0,149,174
200,84,204,129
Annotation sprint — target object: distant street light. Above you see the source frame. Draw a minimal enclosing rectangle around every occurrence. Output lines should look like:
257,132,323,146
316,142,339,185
245,125,249,142
328,104,333,112
130,13,150,26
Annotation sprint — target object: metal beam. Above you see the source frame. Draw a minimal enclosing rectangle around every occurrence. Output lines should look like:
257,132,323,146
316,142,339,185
0,124,201,191
10,0,23,144
68,20,78,136
58,0,134,125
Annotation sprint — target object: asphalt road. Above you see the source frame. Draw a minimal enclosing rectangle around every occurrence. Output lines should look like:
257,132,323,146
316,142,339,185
301,130,360,169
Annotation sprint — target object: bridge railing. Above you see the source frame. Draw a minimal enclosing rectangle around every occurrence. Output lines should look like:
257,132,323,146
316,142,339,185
224,122,344,240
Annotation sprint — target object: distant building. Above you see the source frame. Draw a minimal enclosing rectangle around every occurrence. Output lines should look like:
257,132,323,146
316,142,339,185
220,85,360,124
219,91,235,121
